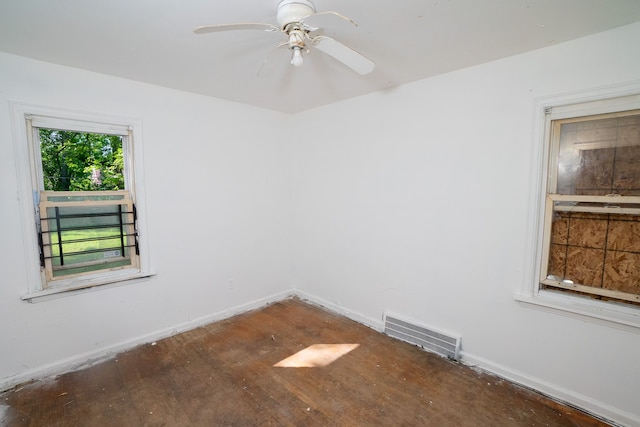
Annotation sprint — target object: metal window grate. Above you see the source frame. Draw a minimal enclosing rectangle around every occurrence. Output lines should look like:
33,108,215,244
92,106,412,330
37,190,140,281
39,205,138,267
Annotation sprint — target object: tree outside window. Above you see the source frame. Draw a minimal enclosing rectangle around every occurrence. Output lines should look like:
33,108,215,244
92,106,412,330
39,129,124,191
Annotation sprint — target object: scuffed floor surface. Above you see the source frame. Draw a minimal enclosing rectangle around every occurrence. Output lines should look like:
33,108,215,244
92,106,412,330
1,298,610,426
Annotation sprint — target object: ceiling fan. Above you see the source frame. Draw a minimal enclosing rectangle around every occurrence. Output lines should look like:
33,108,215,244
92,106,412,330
194,0,375,75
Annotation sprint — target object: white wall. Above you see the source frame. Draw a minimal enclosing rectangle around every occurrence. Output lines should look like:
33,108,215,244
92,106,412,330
0,53,293,387
291,23,640,425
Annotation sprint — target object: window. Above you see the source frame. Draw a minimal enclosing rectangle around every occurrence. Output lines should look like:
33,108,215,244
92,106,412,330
541,110,640,305
519,88,640,329
11,105,152,301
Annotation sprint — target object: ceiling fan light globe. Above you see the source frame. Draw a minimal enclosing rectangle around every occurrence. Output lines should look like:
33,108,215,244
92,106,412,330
291,48,304,67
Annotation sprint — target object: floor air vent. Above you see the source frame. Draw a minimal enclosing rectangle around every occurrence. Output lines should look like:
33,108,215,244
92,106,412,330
384,313,461,361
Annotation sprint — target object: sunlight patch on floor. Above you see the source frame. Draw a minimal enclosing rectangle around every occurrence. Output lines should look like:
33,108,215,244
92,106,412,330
274,344,360,368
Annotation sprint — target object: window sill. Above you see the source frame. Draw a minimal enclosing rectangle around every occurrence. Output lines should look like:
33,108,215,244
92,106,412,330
515,289,640,333
22,271,156,303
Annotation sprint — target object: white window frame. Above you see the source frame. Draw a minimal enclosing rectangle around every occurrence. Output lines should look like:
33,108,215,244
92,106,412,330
10,103,154,302
516,82,640,331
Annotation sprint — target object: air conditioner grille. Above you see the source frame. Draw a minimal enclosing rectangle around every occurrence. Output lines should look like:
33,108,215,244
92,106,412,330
384,314,461,361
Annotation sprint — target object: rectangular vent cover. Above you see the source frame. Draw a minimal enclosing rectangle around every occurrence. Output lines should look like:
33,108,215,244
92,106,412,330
384,313,461,361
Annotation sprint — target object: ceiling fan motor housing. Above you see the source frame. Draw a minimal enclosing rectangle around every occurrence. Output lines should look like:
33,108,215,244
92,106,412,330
277,0,316,29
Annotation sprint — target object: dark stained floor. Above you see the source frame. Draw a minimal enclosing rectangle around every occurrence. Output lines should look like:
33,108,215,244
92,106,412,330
1,298,610,426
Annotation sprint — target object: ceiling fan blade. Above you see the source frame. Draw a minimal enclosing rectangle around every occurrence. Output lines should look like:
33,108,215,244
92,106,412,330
193,23,280,34
256,42,290,78
301,10,357,31
312,36,374,75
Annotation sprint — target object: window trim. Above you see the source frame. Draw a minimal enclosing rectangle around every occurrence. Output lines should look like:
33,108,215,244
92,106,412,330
10,103,154,302
516,81,640,332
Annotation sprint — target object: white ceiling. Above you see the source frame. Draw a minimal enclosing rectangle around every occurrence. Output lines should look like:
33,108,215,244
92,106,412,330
1,0,640,114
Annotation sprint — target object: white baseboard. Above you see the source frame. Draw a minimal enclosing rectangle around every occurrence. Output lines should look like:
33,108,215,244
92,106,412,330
294,290,385,331
0,289,295,393
459,352,637,427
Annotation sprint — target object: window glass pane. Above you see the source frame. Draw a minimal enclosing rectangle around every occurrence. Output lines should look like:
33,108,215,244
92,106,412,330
43,203,136,277
39,129,124,191
547,209,640,296
556,113,640,196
